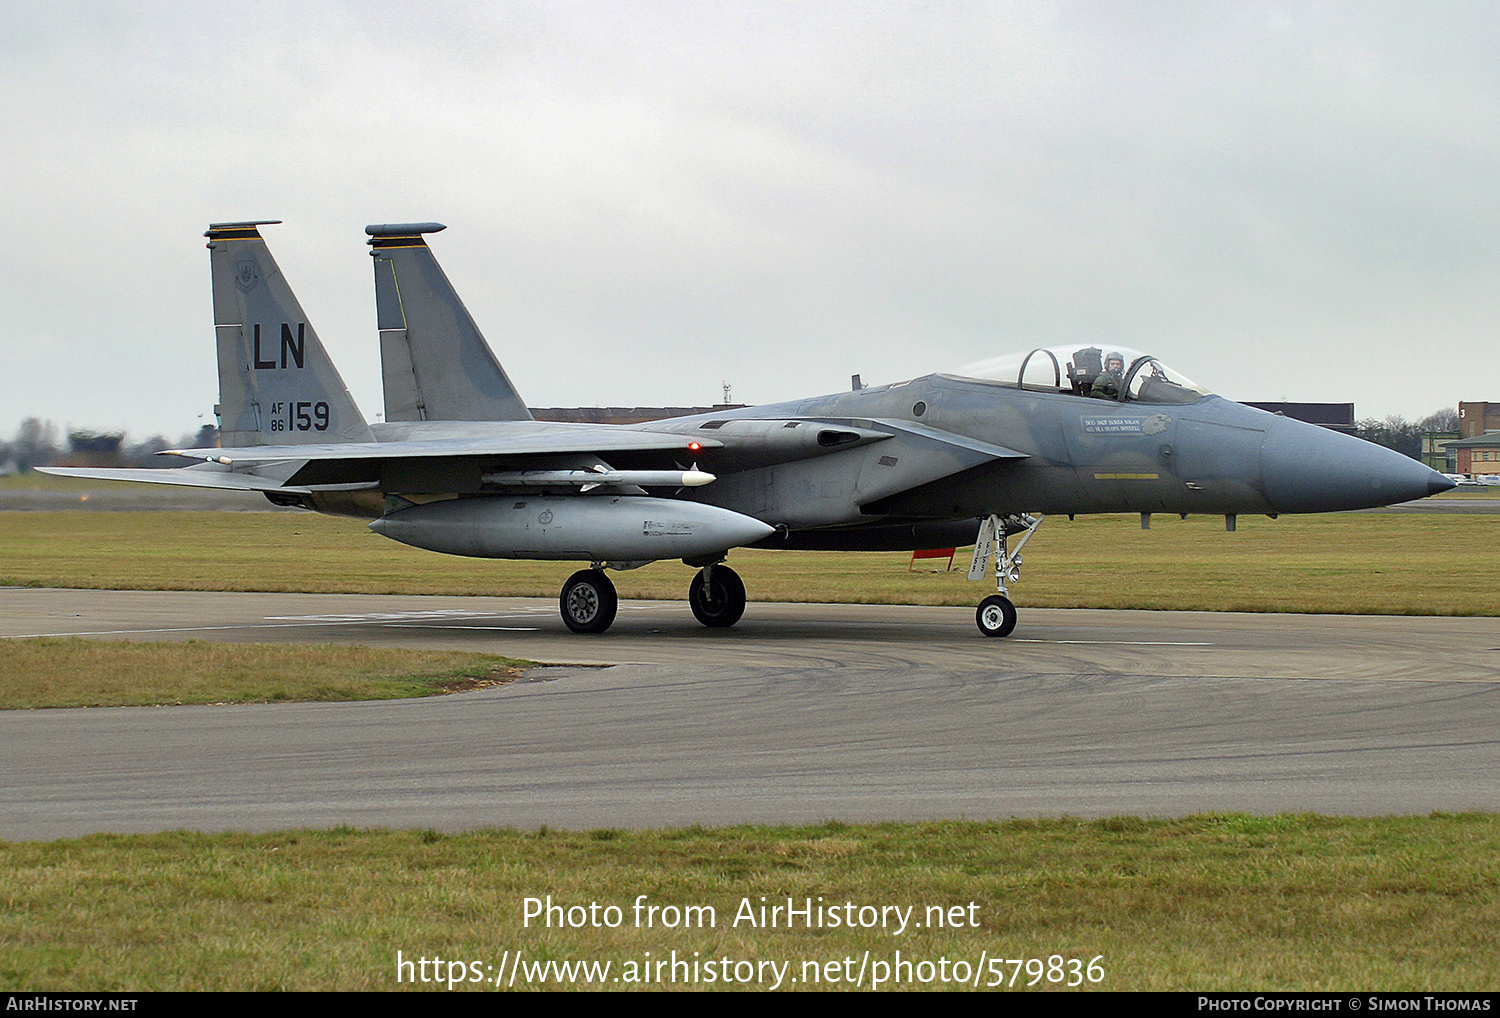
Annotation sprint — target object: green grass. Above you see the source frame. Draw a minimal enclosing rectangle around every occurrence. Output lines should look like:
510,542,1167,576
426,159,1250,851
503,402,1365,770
0,639,530,709
3,508,1496,992
1,510,1496,615
0,472,137,491
2,816,1496,991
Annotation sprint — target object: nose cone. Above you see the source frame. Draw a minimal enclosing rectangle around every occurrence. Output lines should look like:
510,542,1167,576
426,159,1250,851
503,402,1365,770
1261,418,1455,512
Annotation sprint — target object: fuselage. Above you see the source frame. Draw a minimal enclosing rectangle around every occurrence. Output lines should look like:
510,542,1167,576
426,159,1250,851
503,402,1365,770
632,373,1449,531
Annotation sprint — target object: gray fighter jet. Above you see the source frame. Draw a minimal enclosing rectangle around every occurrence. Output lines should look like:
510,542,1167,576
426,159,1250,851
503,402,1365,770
44,222,1454,637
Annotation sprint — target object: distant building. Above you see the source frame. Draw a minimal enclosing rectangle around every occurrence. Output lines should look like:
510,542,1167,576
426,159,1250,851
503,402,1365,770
1422,431,1460,473
1242,402,1356,435
1458,402,1500,439
529,406,745,425
186,424,219,449
63,430,124,467
1448,432,1500,476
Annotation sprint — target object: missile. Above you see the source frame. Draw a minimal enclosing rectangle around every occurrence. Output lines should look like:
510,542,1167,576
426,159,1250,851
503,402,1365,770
368,495,774,562
480,468,715,489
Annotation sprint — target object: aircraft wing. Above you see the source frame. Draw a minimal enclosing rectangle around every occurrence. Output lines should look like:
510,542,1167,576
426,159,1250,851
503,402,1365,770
166,430,721,466
154,429,725,488
46,419,1020,498
829,419,1028,462
833,419,1028,506
637,416,1027,469
638,414,1027,510
35,463,354,493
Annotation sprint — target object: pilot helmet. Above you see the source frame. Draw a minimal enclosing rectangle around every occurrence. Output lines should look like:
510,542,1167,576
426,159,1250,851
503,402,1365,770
1104,351,1125,372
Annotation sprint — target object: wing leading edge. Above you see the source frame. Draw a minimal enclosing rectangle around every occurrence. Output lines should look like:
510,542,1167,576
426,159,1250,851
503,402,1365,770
36,463,349,494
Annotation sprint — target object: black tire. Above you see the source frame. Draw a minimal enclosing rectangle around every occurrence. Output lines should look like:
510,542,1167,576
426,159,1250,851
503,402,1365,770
688,565,747,628
560,569,618,634
975,595,1017,638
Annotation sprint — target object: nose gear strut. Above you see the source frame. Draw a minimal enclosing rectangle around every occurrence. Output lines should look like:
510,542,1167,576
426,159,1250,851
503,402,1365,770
967,513,1044,638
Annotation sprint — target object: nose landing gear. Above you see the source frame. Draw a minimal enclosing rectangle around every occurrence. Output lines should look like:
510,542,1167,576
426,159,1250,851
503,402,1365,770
968,513,1043,638
976,595,1018,638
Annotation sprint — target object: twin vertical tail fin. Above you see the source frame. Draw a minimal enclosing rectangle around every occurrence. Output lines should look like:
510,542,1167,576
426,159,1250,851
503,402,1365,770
367,223,533,423
206,221,373,448
207,220,527,445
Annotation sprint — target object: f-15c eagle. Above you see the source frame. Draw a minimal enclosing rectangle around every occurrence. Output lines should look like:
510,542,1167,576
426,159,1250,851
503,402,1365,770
43,222,1453,636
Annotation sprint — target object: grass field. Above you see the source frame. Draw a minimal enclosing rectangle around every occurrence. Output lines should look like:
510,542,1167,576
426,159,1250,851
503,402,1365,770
0,473,143,491
4,506,1496,992
0,638,529,709
3,816,1496,991
2,508,1496,615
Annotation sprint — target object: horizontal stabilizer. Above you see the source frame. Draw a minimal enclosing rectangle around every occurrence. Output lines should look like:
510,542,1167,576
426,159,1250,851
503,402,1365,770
37,464,326,493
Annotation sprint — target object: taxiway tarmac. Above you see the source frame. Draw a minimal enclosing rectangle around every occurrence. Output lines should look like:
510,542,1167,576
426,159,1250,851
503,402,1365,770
2,587,1498,839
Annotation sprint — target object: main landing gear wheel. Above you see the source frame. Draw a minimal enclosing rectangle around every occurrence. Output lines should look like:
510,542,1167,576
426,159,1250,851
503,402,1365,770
689,565,746,628
976,595,1017,638
560,569,618,634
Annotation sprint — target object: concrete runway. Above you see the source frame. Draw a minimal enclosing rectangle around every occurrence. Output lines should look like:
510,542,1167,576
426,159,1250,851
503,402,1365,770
1362,497,1500,514
3,587,1498,839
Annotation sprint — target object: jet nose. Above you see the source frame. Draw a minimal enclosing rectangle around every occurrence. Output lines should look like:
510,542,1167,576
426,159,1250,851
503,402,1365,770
1261,417,1454,513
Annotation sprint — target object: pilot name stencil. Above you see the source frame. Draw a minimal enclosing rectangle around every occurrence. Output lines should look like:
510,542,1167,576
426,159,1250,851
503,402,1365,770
1082,414,1172,435
1083,417,1148,434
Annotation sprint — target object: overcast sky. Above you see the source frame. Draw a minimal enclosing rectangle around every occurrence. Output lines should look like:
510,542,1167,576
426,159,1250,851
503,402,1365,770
3,1,1496,440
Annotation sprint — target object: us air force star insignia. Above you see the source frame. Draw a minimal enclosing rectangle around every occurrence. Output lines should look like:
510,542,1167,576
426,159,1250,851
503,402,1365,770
1142,413,1171,435
234,260,259,293
538,509,554,524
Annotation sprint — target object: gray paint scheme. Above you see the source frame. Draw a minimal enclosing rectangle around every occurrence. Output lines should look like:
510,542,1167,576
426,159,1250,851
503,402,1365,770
40,222,1455,635
368,223,532,423
206,222,373,448
370,495,774,562
350,225,1447,548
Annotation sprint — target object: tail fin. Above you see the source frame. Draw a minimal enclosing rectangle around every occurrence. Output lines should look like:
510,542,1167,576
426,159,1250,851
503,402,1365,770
367,223,533,422
206,222,374,447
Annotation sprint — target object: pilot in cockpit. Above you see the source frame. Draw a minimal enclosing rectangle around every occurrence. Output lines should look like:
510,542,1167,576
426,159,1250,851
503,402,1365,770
1090,351,1126,399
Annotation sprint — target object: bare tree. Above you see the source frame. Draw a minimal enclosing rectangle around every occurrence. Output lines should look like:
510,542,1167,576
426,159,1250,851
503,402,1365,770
175,424,219,449
1418,407,1460,432
14,418,60,471
124,435,173,466
1354,415,1422,460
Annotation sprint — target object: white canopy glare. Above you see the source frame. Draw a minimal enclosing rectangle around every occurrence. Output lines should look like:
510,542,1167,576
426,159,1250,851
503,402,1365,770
953,346,1211,405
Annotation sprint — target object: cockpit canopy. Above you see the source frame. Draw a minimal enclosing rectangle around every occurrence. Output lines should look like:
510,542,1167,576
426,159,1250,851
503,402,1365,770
952,345,1211,405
